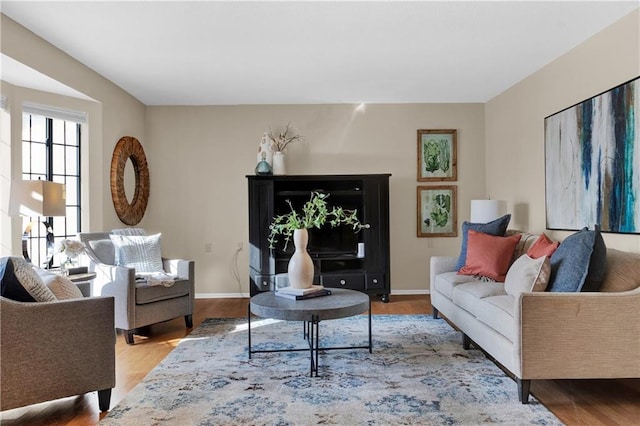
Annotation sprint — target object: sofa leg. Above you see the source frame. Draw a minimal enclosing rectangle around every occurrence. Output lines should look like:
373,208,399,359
124,330,135,345
185,314,193,328
517,379,531,404
462,333,471,350
432,306,439,319
98,388,112,411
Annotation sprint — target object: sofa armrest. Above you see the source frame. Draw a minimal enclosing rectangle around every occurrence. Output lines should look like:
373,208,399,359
0,296,115,410
429,256,458,293
515,288,640,379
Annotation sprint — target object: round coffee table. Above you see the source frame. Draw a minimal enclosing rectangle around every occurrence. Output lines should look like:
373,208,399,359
248,288,372,376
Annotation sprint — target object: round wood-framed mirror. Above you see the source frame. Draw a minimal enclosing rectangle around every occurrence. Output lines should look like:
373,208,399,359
110,136,150,225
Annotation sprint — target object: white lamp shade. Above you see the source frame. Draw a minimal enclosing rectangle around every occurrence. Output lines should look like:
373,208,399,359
470,199,506,224
8,180,66,217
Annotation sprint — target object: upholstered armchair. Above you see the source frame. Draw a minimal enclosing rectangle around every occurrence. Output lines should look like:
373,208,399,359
1,295,115,411
78,231,194,344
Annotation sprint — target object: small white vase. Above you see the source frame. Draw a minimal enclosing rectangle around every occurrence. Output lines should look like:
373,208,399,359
288,229,314,289
272,151,286,175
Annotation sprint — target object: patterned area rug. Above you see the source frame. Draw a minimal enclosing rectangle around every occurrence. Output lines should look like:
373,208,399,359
101,315,561,425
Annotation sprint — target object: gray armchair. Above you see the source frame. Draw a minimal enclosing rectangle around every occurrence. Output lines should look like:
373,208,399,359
1,295,115,411
78,232,194,345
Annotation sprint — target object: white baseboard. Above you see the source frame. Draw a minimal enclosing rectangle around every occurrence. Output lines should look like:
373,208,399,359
195,290,430,299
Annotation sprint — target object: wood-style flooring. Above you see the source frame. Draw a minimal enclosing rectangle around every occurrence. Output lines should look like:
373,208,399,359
1,295,638,425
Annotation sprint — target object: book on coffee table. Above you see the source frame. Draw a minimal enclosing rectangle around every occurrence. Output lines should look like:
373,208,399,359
277,284,326,296
275,288,332,300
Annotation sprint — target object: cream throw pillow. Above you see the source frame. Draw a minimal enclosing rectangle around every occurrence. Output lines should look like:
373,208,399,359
41,273,84,300
12,260,57,302
504,254,551,295
110,233,164,273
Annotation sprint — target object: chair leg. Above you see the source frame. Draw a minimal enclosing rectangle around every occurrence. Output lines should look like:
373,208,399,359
124,330,135,345
98,388,112,412
185,314,193,328
432,306,439,319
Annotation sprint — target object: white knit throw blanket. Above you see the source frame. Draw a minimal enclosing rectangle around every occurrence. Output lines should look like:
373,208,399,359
135,272,177,287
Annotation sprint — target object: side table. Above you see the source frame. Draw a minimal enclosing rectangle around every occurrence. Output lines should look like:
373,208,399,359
66,272,97,297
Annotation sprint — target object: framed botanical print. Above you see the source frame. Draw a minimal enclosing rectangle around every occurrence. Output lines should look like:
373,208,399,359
417,129,457,181
417,185,457,237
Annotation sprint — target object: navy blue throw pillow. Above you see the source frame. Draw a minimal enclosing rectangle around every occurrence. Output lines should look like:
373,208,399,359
0,257,37,302
548,227,604,292
455,214,511,271
581,225,607,292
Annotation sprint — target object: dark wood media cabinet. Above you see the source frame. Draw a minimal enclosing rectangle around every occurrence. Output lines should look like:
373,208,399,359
247,174,391,302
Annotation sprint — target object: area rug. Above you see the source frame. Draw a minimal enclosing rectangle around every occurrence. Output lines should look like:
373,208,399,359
101,315,561,425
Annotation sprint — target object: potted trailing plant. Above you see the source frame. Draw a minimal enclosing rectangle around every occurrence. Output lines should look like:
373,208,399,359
268,191,369,289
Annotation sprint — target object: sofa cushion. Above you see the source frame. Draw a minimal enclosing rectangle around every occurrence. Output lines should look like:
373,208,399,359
458,230,521,282
476,295,516,342
548,227,604,292
504,254,551,296
600,249,640,292
135,278,190,304
89,239,116,265
434,271,481,300
507,231,538,263
110,233,164,273
452,281,506,318
527,233,560,259
0,257,57,302
455,214,511,271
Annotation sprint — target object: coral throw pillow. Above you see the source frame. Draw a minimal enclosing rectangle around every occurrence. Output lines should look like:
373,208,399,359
527,233,560,259
457,230,522,282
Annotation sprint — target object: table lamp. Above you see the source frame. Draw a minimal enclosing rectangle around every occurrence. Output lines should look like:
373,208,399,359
470,199,506,224
8,179,66,266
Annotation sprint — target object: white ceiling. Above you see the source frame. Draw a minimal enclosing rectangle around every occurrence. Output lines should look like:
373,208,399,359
1,1,638,106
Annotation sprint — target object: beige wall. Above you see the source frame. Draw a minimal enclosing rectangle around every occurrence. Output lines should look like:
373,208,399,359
0,14,146,244
145,104,485,295
3,8,638,296
485,10,640,253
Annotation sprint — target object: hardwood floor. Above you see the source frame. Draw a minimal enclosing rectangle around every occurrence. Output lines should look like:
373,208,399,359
1,295,638,425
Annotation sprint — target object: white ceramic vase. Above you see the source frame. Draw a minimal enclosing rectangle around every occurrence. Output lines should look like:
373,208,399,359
272,151,286,175
287,229,314,289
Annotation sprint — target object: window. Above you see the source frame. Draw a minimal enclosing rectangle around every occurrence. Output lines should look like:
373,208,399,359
21,110,82,268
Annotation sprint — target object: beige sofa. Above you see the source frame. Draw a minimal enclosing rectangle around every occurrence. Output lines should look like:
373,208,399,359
429,232,640,403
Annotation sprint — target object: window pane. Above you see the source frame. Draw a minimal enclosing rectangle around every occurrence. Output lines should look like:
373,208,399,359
65,207,79,235
53,216,67,238
65,146,79,175
65,176,78,206
30,143,47,175
22,141,31,172
66,123,79,146
30,115,47,143
22,114,30,141
53,143,65,175
53,119,65,145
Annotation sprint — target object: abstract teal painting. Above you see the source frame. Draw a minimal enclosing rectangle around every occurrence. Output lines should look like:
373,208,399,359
545,77,639,234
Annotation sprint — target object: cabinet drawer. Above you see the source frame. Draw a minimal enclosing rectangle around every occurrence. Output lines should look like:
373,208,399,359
366,273,385,291
321,274,365,290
